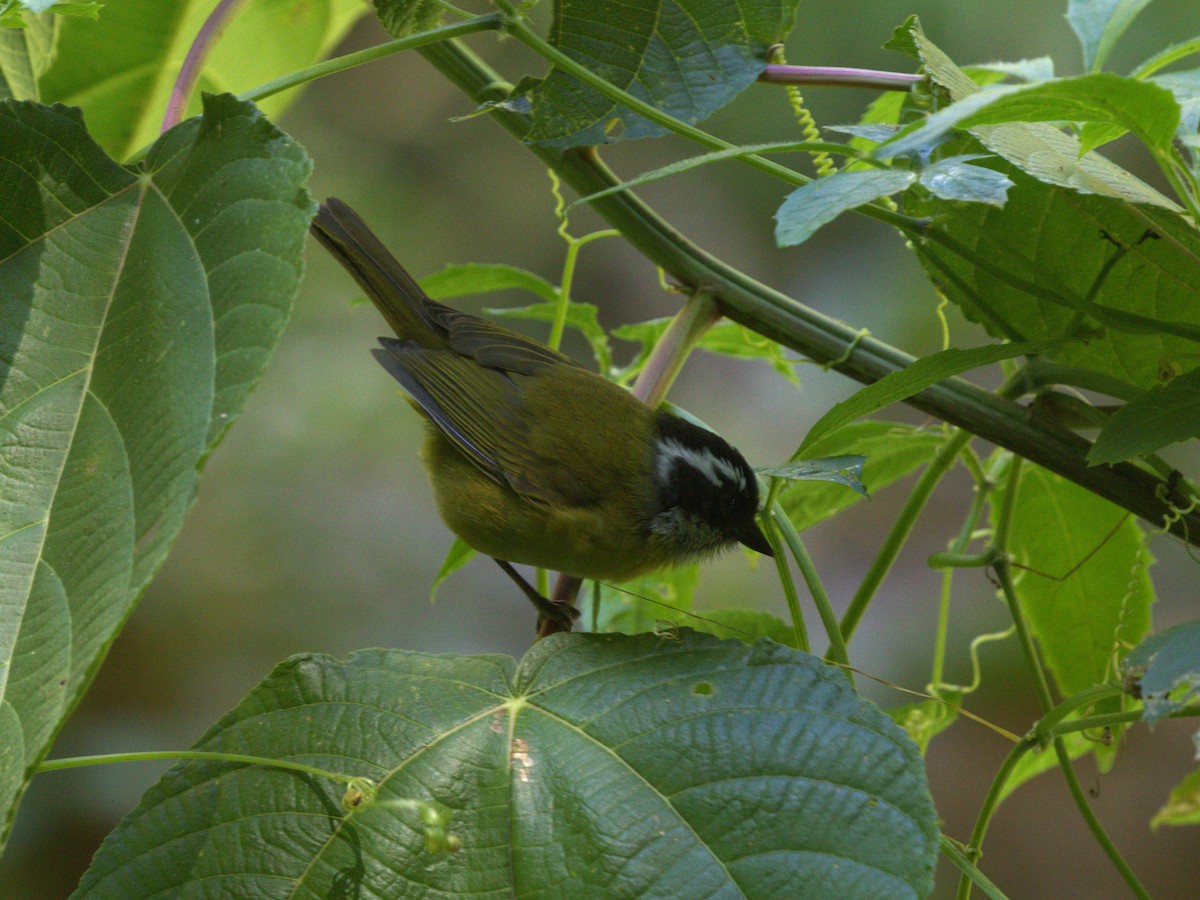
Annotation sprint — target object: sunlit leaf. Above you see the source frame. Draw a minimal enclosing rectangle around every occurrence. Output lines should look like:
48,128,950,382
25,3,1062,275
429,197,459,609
907,18,1181,211
997,464,1153,698
919,155,1013,206
759,456,868,496
780,423,947,532
38,0,366,159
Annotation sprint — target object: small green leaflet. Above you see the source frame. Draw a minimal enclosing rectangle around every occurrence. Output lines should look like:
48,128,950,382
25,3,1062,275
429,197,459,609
1122,621,1200,724
420,263,559,303
758,456,868,497
797,342,1053,458
775,169,916,247
1067,0,1152,73
1089,367,1200,464
877,73,1180,161
919,155,1013,206
1152,767,1200,829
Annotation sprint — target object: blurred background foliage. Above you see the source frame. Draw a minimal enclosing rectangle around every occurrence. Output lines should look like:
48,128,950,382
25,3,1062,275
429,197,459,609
2,0,1199,896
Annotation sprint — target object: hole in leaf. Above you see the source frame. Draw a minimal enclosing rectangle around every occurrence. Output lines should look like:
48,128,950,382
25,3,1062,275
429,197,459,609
692,682,714,696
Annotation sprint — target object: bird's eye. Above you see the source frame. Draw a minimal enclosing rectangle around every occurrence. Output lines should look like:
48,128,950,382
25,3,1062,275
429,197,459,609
718,494,736,516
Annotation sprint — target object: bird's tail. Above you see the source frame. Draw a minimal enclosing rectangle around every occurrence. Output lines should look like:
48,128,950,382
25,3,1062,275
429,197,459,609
310,198,444,347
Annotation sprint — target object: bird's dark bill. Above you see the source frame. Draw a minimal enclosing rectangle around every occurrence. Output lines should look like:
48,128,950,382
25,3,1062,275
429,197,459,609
737,519,774,557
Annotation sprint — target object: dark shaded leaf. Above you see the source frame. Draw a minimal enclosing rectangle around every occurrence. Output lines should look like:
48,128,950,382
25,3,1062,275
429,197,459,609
0,94,312,844
1090,367,1200,463
527,0,801,147
77,635,939,898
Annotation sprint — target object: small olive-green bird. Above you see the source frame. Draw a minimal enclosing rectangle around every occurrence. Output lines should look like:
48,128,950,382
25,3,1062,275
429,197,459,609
311,198,772,628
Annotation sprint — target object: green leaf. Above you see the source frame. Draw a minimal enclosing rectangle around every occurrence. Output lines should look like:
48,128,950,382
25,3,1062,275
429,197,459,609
1152,766,1200,828
38,0,367,159
612,318,800,385
76,635,939,898
1151,68,1200,174
1066,0,1152,73
687,608,801,648
780,422,948,532
1089,368,1200,463
797,342,1052,458
919,155,1014,206
882,15,920,59
878,73,1180,160
0,6,54,100
0,95,312,846
968,57,1055,82
759,455,868,497
1133,36,1200,79
591,566,698,635
915,160,1200,387
372,0,442,37
430,537,476,601
527,0,801,147
421,262,560,304
1121,621,1200,723
998,464,1153,698
909,20,1181,211
486,300,613,374
775,169,917,247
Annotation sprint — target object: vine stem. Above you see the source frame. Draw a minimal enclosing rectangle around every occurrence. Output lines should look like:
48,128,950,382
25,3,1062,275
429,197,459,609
837,428,973,646
37,750,360,786
162,0,251,133
772,505,843,671
237,15,505,107
956,457,1149,900
759,64,924,91
630,292,721,407
930,454,992,689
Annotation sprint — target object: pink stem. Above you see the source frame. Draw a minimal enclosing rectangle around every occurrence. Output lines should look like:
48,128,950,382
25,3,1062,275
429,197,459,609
760,64,923,91
162,0,251,133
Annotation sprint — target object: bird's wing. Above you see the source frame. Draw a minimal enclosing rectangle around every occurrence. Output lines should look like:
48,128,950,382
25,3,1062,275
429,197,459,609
430,305,574,374
373,339,565,505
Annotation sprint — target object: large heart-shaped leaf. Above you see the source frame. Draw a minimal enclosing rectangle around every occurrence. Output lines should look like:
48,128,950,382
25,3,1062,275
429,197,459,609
75,633,938,898
527,0,801,147
0,93,313,845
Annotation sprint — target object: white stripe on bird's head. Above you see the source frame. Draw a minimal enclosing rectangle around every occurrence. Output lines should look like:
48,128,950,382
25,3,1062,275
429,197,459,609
655,437,747,491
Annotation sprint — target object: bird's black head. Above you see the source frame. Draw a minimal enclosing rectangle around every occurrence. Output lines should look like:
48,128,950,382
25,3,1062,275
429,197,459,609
647,412,773,560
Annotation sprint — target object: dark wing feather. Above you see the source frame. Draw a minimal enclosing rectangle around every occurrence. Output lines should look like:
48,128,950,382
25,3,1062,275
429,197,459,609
374,339,564,504
429,306,575,375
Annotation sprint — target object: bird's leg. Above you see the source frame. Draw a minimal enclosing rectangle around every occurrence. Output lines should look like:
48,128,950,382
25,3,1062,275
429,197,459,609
493,559,579,635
